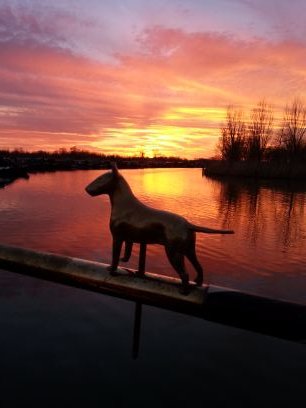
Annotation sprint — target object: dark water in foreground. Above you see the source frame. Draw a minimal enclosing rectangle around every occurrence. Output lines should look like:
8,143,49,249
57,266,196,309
0,169,306,407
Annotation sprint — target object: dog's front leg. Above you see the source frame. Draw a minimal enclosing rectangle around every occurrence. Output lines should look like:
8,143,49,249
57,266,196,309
108,237,123,275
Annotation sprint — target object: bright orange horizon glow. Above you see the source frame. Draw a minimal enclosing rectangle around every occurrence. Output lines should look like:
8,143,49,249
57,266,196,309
1,2,306,158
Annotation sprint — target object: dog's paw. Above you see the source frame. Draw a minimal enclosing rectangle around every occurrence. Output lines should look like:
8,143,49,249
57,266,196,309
135,270,145,277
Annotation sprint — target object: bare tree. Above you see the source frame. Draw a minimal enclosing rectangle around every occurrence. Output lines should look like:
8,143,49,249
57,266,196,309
219,106,246,161
247,100,273,161
279,98,306,161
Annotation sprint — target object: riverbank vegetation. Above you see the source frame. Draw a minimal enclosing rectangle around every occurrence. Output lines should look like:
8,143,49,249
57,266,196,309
205,98,306,179
0,148,207,171
0,148,208,188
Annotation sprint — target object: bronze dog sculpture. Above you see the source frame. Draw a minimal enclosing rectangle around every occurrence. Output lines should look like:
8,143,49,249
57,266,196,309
85,163,234,294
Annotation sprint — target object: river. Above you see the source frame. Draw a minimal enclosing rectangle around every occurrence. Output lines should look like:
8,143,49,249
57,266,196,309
1,168,305,303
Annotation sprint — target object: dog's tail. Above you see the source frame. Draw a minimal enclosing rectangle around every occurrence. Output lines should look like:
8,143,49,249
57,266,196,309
188,223,234,234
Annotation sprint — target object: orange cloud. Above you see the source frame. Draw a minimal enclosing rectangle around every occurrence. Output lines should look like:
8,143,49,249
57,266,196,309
1,25,306,157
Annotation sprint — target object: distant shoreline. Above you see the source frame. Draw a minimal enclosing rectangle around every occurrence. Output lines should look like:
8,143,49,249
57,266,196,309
0,159,207,188
204,160,306,180
2,155,306,189
0,167,30,188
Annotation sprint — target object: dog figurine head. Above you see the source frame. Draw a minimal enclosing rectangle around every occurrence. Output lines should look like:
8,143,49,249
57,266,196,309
85,162,119,196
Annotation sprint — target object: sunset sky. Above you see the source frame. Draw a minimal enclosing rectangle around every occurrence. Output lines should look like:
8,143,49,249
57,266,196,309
1,0,306,158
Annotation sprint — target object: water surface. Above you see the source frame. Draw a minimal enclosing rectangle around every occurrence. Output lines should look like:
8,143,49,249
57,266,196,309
1,168,305,303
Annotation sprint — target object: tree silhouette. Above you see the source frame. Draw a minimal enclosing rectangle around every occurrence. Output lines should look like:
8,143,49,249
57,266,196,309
219,106,246,161
279,98,306,161
246,100,273,162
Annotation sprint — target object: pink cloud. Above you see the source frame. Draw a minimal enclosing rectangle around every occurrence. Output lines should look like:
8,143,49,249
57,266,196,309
1,22,306,156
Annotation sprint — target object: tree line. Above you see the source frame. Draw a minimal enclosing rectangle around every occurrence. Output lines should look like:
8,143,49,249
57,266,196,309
0,147,183,162
219,98,306,162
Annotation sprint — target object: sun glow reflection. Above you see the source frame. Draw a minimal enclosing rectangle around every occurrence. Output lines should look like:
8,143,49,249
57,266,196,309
141,169,186,197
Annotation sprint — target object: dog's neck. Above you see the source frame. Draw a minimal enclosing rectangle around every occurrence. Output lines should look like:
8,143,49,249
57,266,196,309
109,175,138,213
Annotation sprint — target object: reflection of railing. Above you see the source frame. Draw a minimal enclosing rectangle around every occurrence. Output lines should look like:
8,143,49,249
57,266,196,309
0,244,305,345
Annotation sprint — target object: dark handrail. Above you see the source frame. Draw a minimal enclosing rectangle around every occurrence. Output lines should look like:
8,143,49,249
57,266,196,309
0,244,305,344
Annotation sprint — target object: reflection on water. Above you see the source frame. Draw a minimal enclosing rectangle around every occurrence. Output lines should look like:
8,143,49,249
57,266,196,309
214,177,306,248
0,168,305,303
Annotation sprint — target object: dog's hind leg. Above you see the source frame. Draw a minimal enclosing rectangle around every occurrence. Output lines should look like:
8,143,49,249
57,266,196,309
186,245,203,287
108,238,123,275
165,246,190,295
121,241,133,262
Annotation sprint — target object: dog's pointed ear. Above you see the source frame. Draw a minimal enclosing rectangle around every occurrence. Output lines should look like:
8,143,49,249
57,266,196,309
110,162,119,176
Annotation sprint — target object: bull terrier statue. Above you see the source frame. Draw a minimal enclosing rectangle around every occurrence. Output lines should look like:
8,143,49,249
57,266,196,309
85,163,234,294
